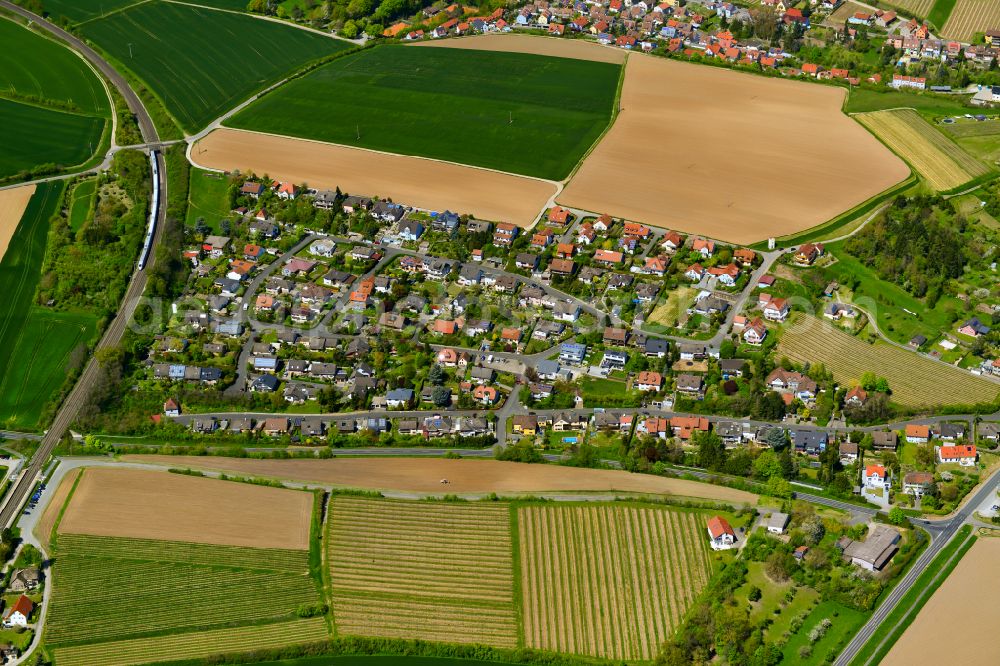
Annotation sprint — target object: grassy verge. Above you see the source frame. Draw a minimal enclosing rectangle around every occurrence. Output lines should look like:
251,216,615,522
927,0,957,31
848,524,976,666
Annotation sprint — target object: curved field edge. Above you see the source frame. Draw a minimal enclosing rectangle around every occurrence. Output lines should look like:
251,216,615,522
847,524,976,666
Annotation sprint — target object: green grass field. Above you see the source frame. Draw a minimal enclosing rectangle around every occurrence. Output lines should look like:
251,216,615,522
928,0,958,28
846,88,1000,118
0,307,97,430
47,534,323,648
67,178,97,231
0,181,66,429
0,18,109,115
81,1,349,132
0,98,106,180
40,0,144,24
0,18,109,180
186,168,233,230
227,45,622,180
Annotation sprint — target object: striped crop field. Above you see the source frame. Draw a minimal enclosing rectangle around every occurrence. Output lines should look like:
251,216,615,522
856,109,990,190
941,0,1000,42
884,0,935,18
327,497,517,647
518,504,713,661
52,617,329,666
777,315,1000,408
47,534,324,649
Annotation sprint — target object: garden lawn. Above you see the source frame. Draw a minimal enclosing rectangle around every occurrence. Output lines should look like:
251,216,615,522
186,168,232,230
0,99,106,181
580,377,628,401
227,45,622,180
81,1,349,132
0,18,110,115
781,599,867,664
0,307,97,430
0,182,65,429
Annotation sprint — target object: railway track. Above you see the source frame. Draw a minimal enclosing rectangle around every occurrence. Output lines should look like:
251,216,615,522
0,0,166,528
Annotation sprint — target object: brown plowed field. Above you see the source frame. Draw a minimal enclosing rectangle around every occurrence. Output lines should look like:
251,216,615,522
559,54,909,244
57,468,312,549
34,468,80,549
121,456,758,503
192,128,557,227
413,33,627,64
882,537,1000,665
0,184,35,261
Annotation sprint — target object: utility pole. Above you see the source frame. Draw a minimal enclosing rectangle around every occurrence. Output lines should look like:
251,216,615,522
356,124,360,140
128,43,133,59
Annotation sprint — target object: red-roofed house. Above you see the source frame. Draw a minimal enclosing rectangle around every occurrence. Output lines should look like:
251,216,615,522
743,318,767,346
863,464,890,491
548,206,571,224
905,424,930,443
707,516,736,550
938,444,977,466
636,371,663,391
594,249,624,266
2,595,32,628
433,319,458,335
692,238,715,257
671,416,709,440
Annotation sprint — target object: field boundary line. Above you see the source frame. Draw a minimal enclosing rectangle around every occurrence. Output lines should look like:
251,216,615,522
198,126,562,189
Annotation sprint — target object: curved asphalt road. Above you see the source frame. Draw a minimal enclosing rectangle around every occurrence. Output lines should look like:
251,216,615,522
0,1,167,529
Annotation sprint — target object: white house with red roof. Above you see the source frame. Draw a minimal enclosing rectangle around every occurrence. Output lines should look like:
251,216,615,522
863,464,890,491
742,318,767,346
707,516,736,550
635,371,663,392
937,444,977,466
2,595,32,628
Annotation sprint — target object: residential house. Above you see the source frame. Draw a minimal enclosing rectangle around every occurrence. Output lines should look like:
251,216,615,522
873,431,898,451
2,596,33,628
905,424,930,444
903,471,935,498
794,243,824,265
386,388,415,409
560,342,587,364
707,516,736,550
937,444,977,466
793,430,828,455
635,371,663,392
863,464,891,492
843,525,900,571
675,373,704,397
767,512,790,535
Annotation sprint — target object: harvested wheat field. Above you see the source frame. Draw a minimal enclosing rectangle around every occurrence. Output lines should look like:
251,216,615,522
856,109,989,190
882,537,1000,666
520,504,712,660
58,468,312,549
329,496,517,647
0,184,35,261
192,128,556,227
560,54,908,244
34,468,81,549
123,456,758,503
414,33,627,64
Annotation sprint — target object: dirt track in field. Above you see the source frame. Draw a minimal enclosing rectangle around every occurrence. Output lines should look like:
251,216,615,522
413,33,628,64
57,468,312,549
0,184,35,261
559,54,909,244
191,128,557,227
34,468,80,550
121,456,758,503
882,537,1000,665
